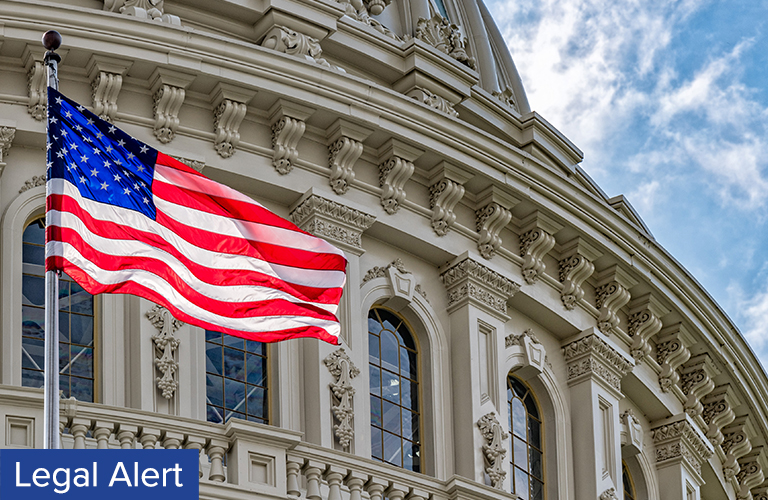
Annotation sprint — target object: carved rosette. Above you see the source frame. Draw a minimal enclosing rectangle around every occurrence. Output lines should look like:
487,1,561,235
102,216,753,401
103,0,181,24
595,282,631,335
440,257,520,320
328,137,363,195
477,412,508,489
735,451,765,500
406,87,459,117
0,126,15,175
701,385,736,446
27,59,47,121
414,14,476,70
519,228,555,285
679,354,717,418
19,175,46,193
474,203,511,259
651,416,713,477
213,99,247,159
559,254,594,310
146,305,184,400
656,327,691,393
324,348,360,449
722,418,753,481
562,333,633,396
290,193,375,256
378,156,415,214
429,178,465,236
91,71,123,122
153,85,185,144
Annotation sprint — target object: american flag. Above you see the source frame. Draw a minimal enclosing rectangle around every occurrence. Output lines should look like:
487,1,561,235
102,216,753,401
45,87,346,344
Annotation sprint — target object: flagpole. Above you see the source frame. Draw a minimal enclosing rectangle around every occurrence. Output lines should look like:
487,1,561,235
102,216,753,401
43,29,62,450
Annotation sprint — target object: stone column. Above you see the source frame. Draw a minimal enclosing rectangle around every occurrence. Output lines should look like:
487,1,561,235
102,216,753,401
562,328,634,499
440,252,521,487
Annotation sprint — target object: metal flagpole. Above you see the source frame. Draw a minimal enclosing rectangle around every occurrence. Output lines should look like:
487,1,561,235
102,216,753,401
42,29,62,450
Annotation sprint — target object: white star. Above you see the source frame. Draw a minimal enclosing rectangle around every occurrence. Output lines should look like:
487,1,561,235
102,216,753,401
100,182,109,190
113,173,121,182
86,118,94,126
139,145,149,154
108,125,117,134
84,137,92,143
70,143,78,150
55,97,62,104
123,188,131,195
105,146,113,153
77,105,85,112
52,135,59,141
46,161,52,169
56,151,64,158
61,129,68,137
79,154,89,163
127,153,135,160
96,132,104,140
75,125,83,132
136,165,145,172
67,162,77,171
114,159,122,166
49,116,58,124
133,183,140,191
64,111,72,119
117,139,126,147
93,148,101,155
46,143,52,151
90,168,99,177
104,160,111,168
79,176,87,183
142,197,149,204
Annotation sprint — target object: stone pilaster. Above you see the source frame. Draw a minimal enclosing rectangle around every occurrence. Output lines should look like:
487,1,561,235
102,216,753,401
651,414,714,500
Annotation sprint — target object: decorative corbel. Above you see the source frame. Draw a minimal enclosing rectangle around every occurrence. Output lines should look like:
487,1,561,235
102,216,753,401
558,237,600,310
210,83,255,159
518,211,561,285
477,412,508,489
261,26,343,71
626,293,668,361
701,384,737,446
23,46,47,121
594,265,636,335
149,69,195,144
86,56,132,122
474,186,518,259
0,126,15,177
722,417,754,481
146,305,183,400
406,87,459,117
323,348,360,449
505,329,547,379
679,353,717,418
427,162,471,236
103,0,181,25
440,254,520,321
326,119,372,195
655,324,693,392
736,450,766,500
620,409,643,457
377,139,422,214
269,100,314,174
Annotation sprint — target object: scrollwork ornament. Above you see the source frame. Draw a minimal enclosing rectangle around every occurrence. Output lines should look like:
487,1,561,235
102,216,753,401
477,413,508,489
519,228,555,285
146,305,183,400
323,349,360,448
595,282,631,335
429,178,464,236
475,203,511,259
328,137,363,195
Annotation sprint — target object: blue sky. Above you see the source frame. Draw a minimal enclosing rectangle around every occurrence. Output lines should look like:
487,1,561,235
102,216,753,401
488,0,768,364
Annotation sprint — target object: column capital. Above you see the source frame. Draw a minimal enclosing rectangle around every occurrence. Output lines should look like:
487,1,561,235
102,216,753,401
562,329,633,398
651,413,713,483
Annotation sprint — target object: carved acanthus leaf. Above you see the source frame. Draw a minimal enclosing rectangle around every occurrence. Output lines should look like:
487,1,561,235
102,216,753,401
103,0,181,24
680,354,717,418
407,87,459,117
379,156,414,214
701,385,736,447
505,329,540,348
153,84,185,144
146,305,183,400
519,228,556,285
324,348,359,449
213,99,247,159
651,417,713,476
271,116,305,174
0,126,16,166
363,258,408,283
492,87,518,113
440,257,520,318
559,254,594,310
290,193,375,253
477,413,508,489
595,282,631,335
329,137,363,195
599,488,618,500
261,26,344,72
414,14,476,70
19,175,46,193
475,203,511,259
656,327,691,393
429,178,465,236
562,333,633,393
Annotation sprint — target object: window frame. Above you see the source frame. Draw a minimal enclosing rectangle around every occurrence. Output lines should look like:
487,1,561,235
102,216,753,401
507,373,545,499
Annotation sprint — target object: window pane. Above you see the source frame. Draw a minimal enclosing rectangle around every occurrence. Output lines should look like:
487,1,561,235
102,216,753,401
383,431,402,467
402,440,419,472
512,398,526,438
382,400,401,435
514,467,529,500
369,332,380,362
371,427,383,459
22,368,44,388
23,222,45,245
70,314,93,346
514,437,528,472
207,405,224,424
70,346,93,378
22,306,45,339
370,365,381,397
223,347,245,380
246,385,267,419
381,330,399,372
245,353,266,386
530,448,543,479
370,395,382,427
70,377,93,402
524,394,539,419
401,378,418,411
400,347,417,380
21,337,44,370
368,317,383,336
206,375,223,407
402,409,419,441
22,275,45,306
224,378,245,410
223,335,244,350
531,479,543,500
205,330,222,343
381,369,400,404
529,417,541,449
206,344,223,376
246,340,265,356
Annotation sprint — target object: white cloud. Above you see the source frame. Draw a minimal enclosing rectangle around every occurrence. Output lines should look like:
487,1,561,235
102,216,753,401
729,281,768,363
627,180,661,215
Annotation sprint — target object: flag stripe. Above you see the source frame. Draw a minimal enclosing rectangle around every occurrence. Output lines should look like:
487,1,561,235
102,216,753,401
47,255,341,344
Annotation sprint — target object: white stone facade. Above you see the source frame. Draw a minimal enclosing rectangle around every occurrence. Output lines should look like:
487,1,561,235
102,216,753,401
0,1,765,500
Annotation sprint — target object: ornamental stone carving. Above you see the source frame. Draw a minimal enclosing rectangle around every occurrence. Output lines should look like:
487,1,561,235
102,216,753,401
477,412,508,489
87,56,131,123
149,70,194,145
406,87,459,117
146,305,183,400
722,417,754,481
377,140,422,215
363,258,408,283
324,348,360,449
562,331,633,396
651,415,713,477
26,54,47,121
209,83,255,159
427,162,471,236
269,100,313,174
0,126,15,176
103,0,181,24
627,293,668,361
492,87,518,113
414,13,476,70
173,157,205,173
474,187,518,259
599,489,618,500
290,192,375,256
680,354,717,418
326,119,372,195
506,329,547,378
440,255,520,320
362,259,427,305
19,175,46,193
261,26,343,71
735,450,766,500
558,237,599,310
701,385,737,447
620,409,643,456
337,0,401,41
518,212,561,285
594,265,636,335
656,324,692,393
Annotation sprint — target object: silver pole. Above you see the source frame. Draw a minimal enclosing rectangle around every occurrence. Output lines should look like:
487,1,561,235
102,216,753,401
43,30,62,450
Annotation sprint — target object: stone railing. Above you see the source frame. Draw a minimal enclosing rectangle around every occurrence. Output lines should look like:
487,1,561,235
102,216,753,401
0,386,515,500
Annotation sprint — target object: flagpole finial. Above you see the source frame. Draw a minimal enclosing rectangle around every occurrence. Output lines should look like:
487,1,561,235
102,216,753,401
42,30,62,52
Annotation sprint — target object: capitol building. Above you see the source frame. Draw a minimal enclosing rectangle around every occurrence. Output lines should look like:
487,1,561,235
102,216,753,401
1,0,767,499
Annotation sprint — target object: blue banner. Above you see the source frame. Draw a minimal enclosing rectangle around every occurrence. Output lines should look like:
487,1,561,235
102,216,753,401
0,449,199,499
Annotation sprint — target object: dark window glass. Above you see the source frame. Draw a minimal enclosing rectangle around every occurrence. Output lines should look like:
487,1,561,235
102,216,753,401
508,374,543,497
205,331,268,425
368,308,421,472
623,462,636,500
22,219,95,402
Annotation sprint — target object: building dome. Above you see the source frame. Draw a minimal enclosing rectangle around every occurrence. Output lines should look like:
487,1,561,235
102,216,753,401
0,1,765,500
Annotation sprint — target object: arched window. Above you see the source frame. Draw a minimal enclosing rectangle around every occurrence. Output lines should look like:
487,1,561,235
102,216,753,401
22,218,95,401
368,307,421,472
508,374,543,500
623,461,636,500
204,330,268,424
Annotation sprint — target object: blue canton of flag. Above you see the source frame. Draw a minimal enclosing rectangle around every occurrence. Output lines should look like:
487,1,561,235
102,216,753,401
47,88,158,219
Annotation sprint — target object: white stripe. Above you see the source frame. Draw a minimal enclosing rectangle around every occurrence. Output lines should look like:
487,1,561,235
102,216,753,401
48,179,346,289
47,240,341,337
154,167,345,257
50,209,339,314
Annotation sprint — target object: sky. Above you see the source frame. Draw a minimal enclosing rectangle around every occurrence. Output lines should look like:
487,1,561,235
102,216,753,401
487,0,768,365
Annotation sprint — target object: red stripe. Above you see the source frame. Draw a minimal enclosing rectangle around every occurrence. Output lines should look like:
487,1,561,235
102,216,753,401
46,232,339,321
49,194,343,303
47,256,339,345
